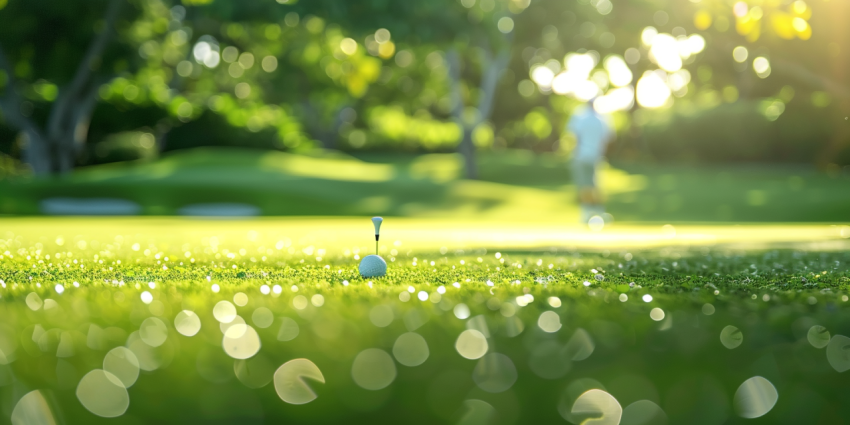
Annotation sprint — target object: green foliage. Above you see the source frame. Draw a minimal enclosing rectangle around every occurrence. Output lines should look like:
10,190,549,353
367,106,461,150
89,131,158,164
523,108,553,140
1,0,847,170
640,101,833,163
0,151,26,178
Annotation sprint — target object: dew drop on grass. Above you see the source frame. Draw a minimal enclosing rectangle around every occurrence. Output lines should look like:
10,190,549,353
720,325,743,349
392,332,429,367
472,353,517,393
12,390,57,425
456,330,489,360
733,376,778,419
76,370,129,418
807,325,830,349
274,358,325,404
103,347,140,388
351,348,396,390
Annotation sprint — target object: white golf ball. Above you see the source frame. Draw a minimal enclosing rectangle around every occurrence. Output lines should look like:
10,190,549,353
359,255,387,278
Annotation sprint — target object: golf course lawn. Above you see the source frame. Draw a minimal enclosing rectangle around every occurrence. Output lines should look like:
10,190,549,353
1,147,848,222
1,218,849,424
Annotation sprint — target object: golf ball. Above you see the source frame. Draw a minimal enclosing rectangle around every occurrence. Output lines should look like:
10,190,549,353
359,255,387,278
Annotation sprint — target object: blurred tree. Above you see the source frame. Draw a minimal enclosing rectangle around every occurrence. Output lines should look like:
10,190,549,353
518,0,849,164
0,0,126,174
3,0,846,175
207,0,527,178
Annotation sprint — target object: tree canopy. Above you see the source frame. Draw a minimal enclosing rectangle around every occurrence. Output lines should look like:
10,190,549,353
0,0,847,175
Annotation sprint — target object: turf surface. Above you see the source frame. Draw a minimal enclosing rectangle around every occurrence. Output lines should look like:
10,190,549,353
1,148,848,222
1,218,850,424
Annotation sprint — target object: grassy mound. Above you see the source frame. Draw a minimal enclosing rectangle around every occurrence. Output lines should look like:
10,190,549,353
1,148,848,221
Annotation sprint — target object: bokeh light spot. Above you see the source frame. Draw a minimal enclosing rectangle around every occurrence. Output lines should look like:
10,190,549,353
213,301,237,323
720,325,743,349
76,370,129,418
473,353,517,393
103,347,140,388
392,332,429,367
733,376,778,418
538,311,562,333
456,329,489,359
274,358,325,404
351,348,396,390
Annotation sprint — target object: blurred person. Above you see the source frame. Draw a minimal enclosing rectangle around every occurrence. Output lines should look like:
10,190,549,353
567,100,614,225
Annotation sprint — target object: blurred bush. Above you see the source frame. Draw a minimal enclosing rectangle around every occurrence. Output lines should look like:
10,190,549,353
164,112,296,153
640,101,833,163
89,131,158,164
361,106,461,151
0,151,28,179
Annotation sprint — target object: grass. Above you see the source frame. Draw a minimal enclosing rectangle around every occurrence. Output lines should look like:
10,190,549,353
1,218,850,424
1,147,848,221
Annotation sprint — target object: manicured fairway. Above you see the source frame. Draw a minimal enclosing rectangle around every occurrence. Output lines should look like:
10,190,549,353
3,148,849,223
1,218,849,424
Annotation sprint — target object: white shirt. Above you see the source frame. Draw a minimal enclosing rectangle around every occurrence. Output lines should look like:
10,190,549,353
567,105,612,162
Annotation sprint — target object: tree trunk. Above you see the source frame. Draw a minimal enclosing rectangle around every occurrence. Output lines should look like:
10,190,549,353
0,0,121,175
458,127,478,179
20,130,51,175
53,135,77,173
447,47,509,180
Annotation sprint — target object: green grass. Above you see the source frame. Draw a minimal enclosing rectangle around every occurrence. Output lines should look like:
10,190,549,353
1,218,850,424
1,147,848,221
